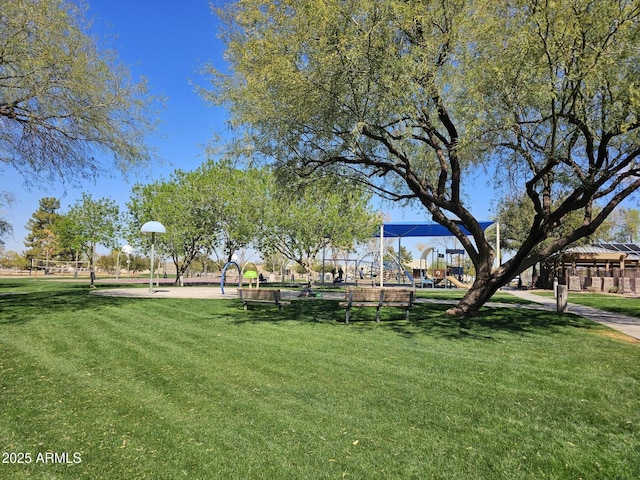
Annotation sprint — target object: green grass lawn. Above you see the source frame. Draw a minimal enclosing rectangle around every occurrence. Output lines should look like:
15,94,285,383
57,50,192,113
532,290,640,319
414,287,533,305
0,279,638,479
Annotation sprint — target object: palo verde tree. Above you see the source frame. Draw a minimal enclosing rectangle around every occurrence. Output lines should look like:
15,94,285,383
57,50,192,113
0,0,156,182
207,0,640,316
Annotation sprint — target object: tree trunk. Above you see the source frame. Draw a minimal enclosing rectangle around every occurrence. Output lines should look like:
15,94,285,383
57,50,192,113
74,250,79,278
445,275,502,317
172,257,182,285
89,245,96,288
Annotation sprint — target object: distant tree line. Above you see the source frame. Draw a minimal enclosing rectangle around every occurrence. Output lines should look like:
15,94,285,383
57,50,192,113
7,164,379,285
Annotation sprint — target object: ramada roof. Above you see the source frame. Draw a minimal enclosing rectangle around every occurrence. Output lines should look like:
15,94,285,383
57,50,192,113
562,243,640,263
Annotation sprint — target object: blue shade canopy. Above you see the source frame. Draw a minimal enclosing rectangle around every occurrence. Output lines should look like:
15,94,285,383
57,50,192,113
377,221,494,238
140,221,166,234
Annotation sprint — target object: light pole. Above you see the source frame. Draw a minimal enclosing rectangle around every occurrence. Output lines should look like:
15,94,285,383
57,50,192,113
141,221,166,293
116,249,121,283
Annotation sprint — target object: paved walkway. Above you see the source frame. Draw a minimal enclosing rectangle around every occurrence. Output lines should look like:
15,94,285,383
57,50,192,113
505,289,640,341
90,287,346,300
91,286,236,299
90,286,640,341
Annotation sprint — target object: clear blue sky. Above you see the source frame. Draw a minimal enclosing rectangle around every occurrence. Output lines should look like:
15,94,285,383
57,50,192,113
3,0,226,252
1,0,494,255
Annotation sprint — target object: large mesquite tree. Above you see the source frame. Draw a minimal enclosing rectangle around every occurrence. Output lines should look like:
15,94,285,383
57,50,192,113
206,0,640,316
0,0,156,180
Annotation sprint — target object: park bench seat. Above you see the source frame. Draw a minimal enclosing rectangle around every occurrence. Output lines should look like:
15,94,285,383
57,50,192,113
237,288,290,310
339,288,415,324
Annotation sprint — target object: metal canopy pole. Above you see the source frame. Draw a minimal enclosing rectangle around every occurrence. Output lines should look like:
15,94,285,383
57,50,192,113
380,224,384,287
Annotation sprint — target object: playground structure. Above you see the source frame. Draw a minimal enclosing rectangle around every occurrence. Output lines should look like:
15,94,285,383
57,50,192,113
220,260,269,294
414,247,472,289
321,257,367,285
355,250,414,286
220,261,241,294
216,221,496,292
376,221,494,289
243,262,259,287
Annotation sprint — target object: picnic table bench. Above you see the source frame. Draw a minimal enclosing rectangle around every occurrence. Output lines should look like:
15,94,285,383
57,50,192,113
237,288,290,310
339,287,415,324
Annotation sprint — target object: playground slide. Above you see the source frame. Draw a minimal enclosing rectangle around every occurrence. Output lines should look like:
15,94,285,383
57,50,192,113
446,275,471,289
403,269,414,284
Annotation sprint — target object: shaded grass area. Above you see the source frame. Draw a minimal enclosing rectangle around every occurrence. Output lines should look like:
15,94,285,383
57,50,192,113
0,279,638,479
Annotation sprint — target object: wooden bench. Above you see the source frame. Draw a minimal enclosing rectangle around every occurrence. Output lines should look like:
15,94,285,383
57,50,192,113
237,288,290,310
339,288,415,324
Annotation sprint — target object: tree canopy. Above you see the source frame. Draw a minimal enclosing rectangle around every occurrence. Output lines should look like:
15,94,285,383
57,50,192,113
127,169,220,283
257,173,380,280
208,0,640,316
0,0,157,181
611,207,640,242
55,193,121,286
127,162,379,283
126,161,268,282
23,197,62,260
0,192,12,246
194,160,269,263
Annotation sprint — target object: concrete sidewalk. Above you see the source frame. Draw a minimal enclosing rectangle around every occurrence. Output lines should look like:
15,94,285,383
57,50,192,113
506,289,640,341
91,286,236,299
89,286,346,301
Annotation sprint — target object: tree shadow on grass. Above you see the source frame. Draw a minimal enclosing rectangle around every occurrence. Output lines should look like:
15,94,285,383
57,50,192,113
0,280,39,290
227,298,596,341
388,303,596,340
0,283,140,326
228,298,343,325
